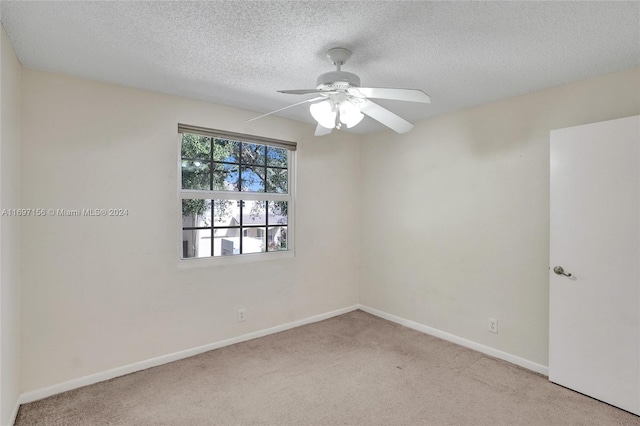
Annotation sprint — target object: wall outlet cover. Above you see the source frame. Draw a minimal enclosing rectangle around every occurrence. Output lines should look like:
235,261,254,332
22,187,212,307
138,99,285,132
489,318,498,333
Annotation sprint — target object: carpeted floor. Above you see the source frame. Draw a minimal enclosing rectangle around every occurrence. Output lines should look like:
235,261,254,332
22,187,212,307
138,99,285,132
15,310,640,425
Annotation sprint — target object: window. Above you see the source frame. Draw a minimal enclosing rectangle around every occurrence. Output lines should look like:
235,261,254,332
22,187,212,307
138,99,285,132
178,124,295,261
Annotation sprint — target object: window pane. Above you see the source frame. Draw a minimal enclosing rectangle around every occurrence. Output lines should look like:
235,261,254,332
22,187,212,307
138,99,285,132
182,229,211,258
212,164,239,191
213,138,240,163
241,143,266,166
181,134,210,160
243,227,266,254
213,228,240,256
266,168,288,193
267,147,287,167
213,199,240,227
267,226,288,251
182,199,212,228
243,200,266,226
241,166,266,192
182,160,210,190
268,201,288,225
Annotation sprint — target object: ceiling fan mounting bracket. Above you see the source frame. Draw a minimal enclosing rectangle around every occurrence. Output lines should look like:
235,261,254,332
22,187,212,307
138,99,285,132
326,47,352,67
317,48,360,89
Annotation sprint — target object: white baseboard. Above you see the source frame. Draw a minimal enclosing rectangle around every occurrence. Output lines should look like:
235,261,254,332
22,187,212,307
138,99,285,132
18,304,360,406
358,304,549,376
7,399,20,426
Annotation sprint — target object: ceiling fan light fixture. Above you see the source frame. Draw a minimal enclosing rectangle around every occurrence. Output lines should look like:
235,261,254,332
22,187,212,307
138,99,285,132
338,99,364,128
309,100,336,129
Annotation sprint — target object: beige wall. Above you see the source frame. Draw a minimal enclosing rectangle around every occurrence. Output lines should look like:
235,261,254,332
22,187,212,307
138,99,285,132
20,69,361,392
359,67,640,367
15,55,640,395
0,25,22,425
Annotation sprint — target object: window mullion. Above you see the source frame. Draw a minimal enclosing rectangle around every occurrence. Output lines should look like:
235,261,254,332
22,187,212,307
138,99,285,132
210,198,215,257
265,200,270,252
209,138,215,257
238,141,243,192
239,199,244,254
209,137,214,191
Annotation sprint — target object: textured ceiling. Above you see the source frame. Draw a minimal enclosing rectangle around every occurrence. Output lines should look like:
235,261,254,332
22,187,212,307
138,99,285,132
1,1,639,134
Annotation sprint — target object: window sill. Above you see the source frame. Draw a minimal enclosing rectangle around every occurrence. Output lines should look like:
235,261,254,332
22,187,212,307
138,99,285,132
177,250,294,269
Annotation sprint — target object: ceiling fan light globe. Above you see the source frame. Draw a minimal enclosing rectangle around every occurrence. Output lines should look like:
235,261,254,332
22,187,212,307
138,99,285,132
339,100,364,128
344,112,364,128
310,100,336,129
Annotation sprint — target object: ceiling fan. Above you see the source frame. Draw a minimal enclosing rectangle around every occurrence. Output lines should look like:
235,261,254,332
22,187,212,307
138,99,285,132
248,47,431,136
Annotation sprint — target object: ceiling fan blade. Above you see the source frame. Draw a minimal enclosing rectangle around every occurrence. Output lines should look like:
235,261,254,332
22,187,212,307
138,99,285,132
360,100,414,133
354,87,431,103
278,89,326,95
314,123,333,136
247,96,325,123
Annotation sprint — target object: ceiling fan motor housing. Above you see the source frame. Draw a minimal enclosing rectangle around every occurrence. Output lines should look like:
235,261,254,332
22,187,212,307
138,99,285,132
316,71,361,90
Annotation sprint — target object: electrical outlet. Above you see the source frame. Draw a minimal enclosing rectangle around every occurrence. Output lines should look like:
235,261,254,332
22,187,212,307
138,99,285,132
238,308,246,322
488,318,498,333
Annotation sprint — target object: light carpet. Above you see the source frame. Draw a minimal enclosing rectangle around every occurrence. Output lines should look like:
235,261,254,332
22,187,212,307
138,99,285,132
15,310,640,425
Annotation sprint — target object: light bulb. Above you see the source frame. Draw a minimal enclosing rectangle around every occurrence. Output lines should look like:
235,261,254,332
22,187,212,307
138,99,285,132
310,100,337,129
338,100,364,128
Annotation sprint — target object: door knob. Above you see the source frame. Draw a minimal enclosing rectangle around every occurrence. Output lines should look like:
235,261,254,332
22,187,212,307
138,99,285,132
553,266,572,277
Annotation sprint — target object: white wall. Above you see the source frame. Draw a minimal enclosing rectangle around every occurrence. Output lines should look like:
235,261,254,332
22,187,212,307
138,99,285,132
20,69,361,392
0,25,21,426
359,67,640,367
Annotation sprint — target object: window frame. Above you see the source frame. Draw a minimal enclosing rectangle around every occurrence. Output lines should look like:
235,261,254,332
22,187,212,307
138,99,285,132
177,125,295,266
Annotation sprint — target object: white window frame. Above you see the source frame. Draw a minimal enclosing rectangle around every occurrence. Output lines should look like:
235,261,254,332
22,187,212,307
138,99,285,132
177,125,295,267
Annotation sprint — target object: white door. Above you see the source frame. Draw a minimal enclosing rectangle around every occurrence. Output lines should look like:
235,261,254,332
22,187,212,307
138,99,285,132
549,115,640,415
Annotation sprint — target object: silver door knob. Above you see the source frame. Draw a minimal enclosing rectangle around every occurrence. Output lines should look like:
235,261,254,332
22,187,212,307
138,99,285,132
553,266,572,277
